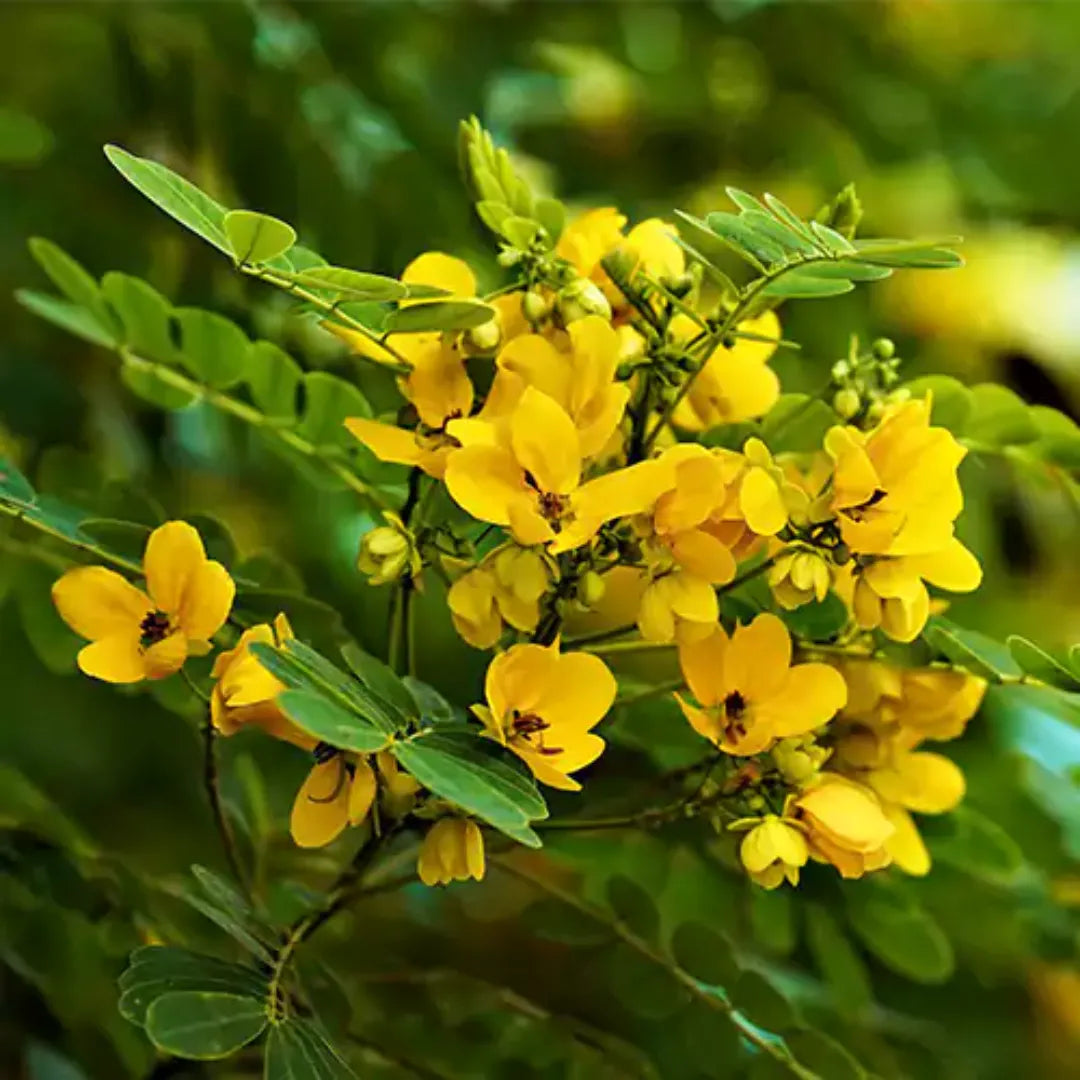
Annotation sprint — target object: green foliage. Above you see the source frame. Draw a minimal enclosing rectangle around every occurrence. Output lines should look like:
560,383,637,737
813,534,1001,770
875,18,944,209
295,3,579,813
224,210,298,266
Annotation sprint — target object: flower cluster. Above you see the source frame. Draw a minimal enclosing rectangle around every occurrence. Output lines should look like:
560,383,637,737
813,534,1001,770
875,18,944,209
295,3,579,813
48,186,988,894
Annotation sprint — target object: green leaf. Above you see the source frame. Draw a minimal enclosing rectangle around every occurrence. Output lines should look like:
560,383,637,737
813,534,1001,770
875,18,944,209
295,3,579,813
247,341,301,420
726,187,769,214
965,383,1039,447
904,375,972,434
16,563,81,674
787,259,891,282
760,393,840,454
534,197,565,244
500,215,540,249
731,971,798,1031
340,642,418,721
846,884,954,984
762,269,855,299
925,805,1025,885
668,921,740,988
101,272,176,361
605,874,659,943
15,289,117,349
804,903,872,1018
809,221,857,254
0,106,53,165
780,592,849,642
78,518,151,564
296,372,371,448
604,944,689,1020
105,144,231,254
144,991,267,1060
264,1019,359,1080
741,210,819,258
527,898,612,946
27,238,119,344
384,299,496,333
224,210,297,265
475,200,513,236
391,732,547,846
289,266,408,302
0,454,34,503
706,211,781,269
763,193,815,241
851,239,963,269
785,1032,866,1080
1008,636,1080,691
175,308,251,389
177,889,275,961
924,617,1023,682
277,690,389,753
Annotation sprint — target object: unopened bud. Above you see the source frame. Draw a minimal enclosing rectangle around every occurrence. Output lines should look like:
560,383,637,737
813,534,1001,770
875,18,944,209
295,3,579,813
833,388,861,420
497,248,523,269
831,359,851,381
558,278,612,323
464,317,501,355
664,272,694,298
871,337,896,361
358,513,418,586
522,289,550,324
578,570,606,608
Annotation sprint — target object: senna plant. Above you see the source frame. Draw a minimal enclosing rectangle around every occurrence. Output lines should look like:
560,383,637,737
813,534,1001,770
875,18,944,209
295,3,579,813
5,117,1080,1079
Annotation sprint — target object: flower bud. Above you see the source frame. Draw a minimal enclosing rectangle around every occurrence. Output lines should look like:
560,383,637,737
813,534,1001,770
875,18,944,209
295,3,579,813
522,289,551,324
464,317,501,355
497,248,523,268
417,818,486,887
357,512,420,586
871,337,896,361
577,570,606,608
831,359,851,381
558,278,612,323
833,387,861,420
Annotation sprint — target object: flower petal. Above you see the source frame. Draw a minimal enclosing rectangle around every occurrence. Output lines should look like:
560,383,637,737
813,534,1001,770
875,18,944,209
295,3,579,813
144,521,207,615
908,537,983,593
498,334,569,405
756,663,848,736
346,418,426,467
669,529,736,584
536,651,617,731
77,632,147,683
445,444,526,526
52,566,150,641
511,387,581,495
739,468,786,536
883,805,931,876
402,251,476,299
290,760,350,848
143,631,189,679
178,560,234,641
678,625,729,706
724,613,792,701
484,644,556,725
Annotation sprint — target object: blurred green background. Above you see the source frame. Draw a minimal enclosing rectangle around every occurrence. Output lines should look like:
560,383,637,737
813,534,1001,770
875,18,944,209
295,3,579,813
2,2,1080,1078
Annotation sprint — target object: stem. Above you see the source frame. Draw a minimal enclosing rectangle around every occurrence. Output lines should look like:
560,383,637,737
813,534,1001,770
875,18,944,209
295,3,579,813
0,502,143,576
614,679,683,708
388,587,404,675
716,554,779,597
580,638,676,657
188,674,248,895
493,858,820,1080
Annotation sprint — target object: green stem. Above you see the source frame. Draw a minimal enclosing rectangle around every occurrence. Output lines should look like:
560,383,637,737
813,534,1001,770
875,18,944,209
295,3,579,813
0,501,143,576
615,679,683,708
717,554,779,597
581,638,676,657
493,858,821,1080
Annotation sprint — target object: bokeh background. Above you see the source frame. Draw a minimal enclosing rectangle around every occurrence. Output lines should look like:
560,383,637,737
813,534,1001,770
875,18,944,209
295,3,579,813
2,2,1080,1078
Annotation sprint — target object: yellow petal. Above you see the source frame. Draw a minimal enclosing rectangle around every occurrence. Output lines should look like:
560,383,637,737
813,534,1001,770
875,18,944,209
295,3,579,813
678,625,728,706
178,560,234,641
52,566,150,641
405,344,474,428
535,651,617,732
143,631,189,679
346,418,425,467
567,316,620,413
739,468,786,536
143,521,207,615
77,632,147,684
417,825,448,886
881,586,930,643
507,501,557,547
498,334,570,405
669,529,736,584
883,804,931,876
666,572,718,624
484,643,556,725
909,538,982,593
724,613,792,700
290,760,350,848
510,387,581,495
894,751,966,814
402,251,476,299
674,692,721,744
577,384,630,461
348,759,378,825
756,663,848,736
463,820,486,880
570,459,675,534
637,578,676,643
444,444,525,526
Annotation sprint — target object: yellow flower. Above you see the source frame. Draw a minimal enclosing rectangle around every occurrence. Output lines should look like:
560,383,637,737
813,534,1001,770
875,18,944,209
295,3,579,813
675,613,847,755
376,750,422,817
794,775,894,879
357,511,421,585
768,546,832,610
557,208,627,289
342,252,480,479
448,546,550,649
825,397,967,557
494,315,631,459
52,521,234,684
444,386,672,552
417,818,486,887
738,815,809,889
671,311,782,431
638,570,718,644
210,613,315,749
290,753,377,849
472,643,617,791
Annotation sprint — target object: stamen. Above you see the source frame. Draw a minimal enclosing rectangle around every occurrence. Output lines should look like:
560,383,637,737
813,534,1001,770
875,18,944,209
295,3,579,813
139,610,171,647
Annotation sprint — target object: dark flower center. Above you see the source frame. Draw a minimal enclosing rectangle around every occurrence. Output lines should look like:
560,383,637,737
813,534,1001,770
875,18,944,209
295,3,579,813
139,610,171,647
844,487,888,523
721,691,749,741
510,709,562,756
